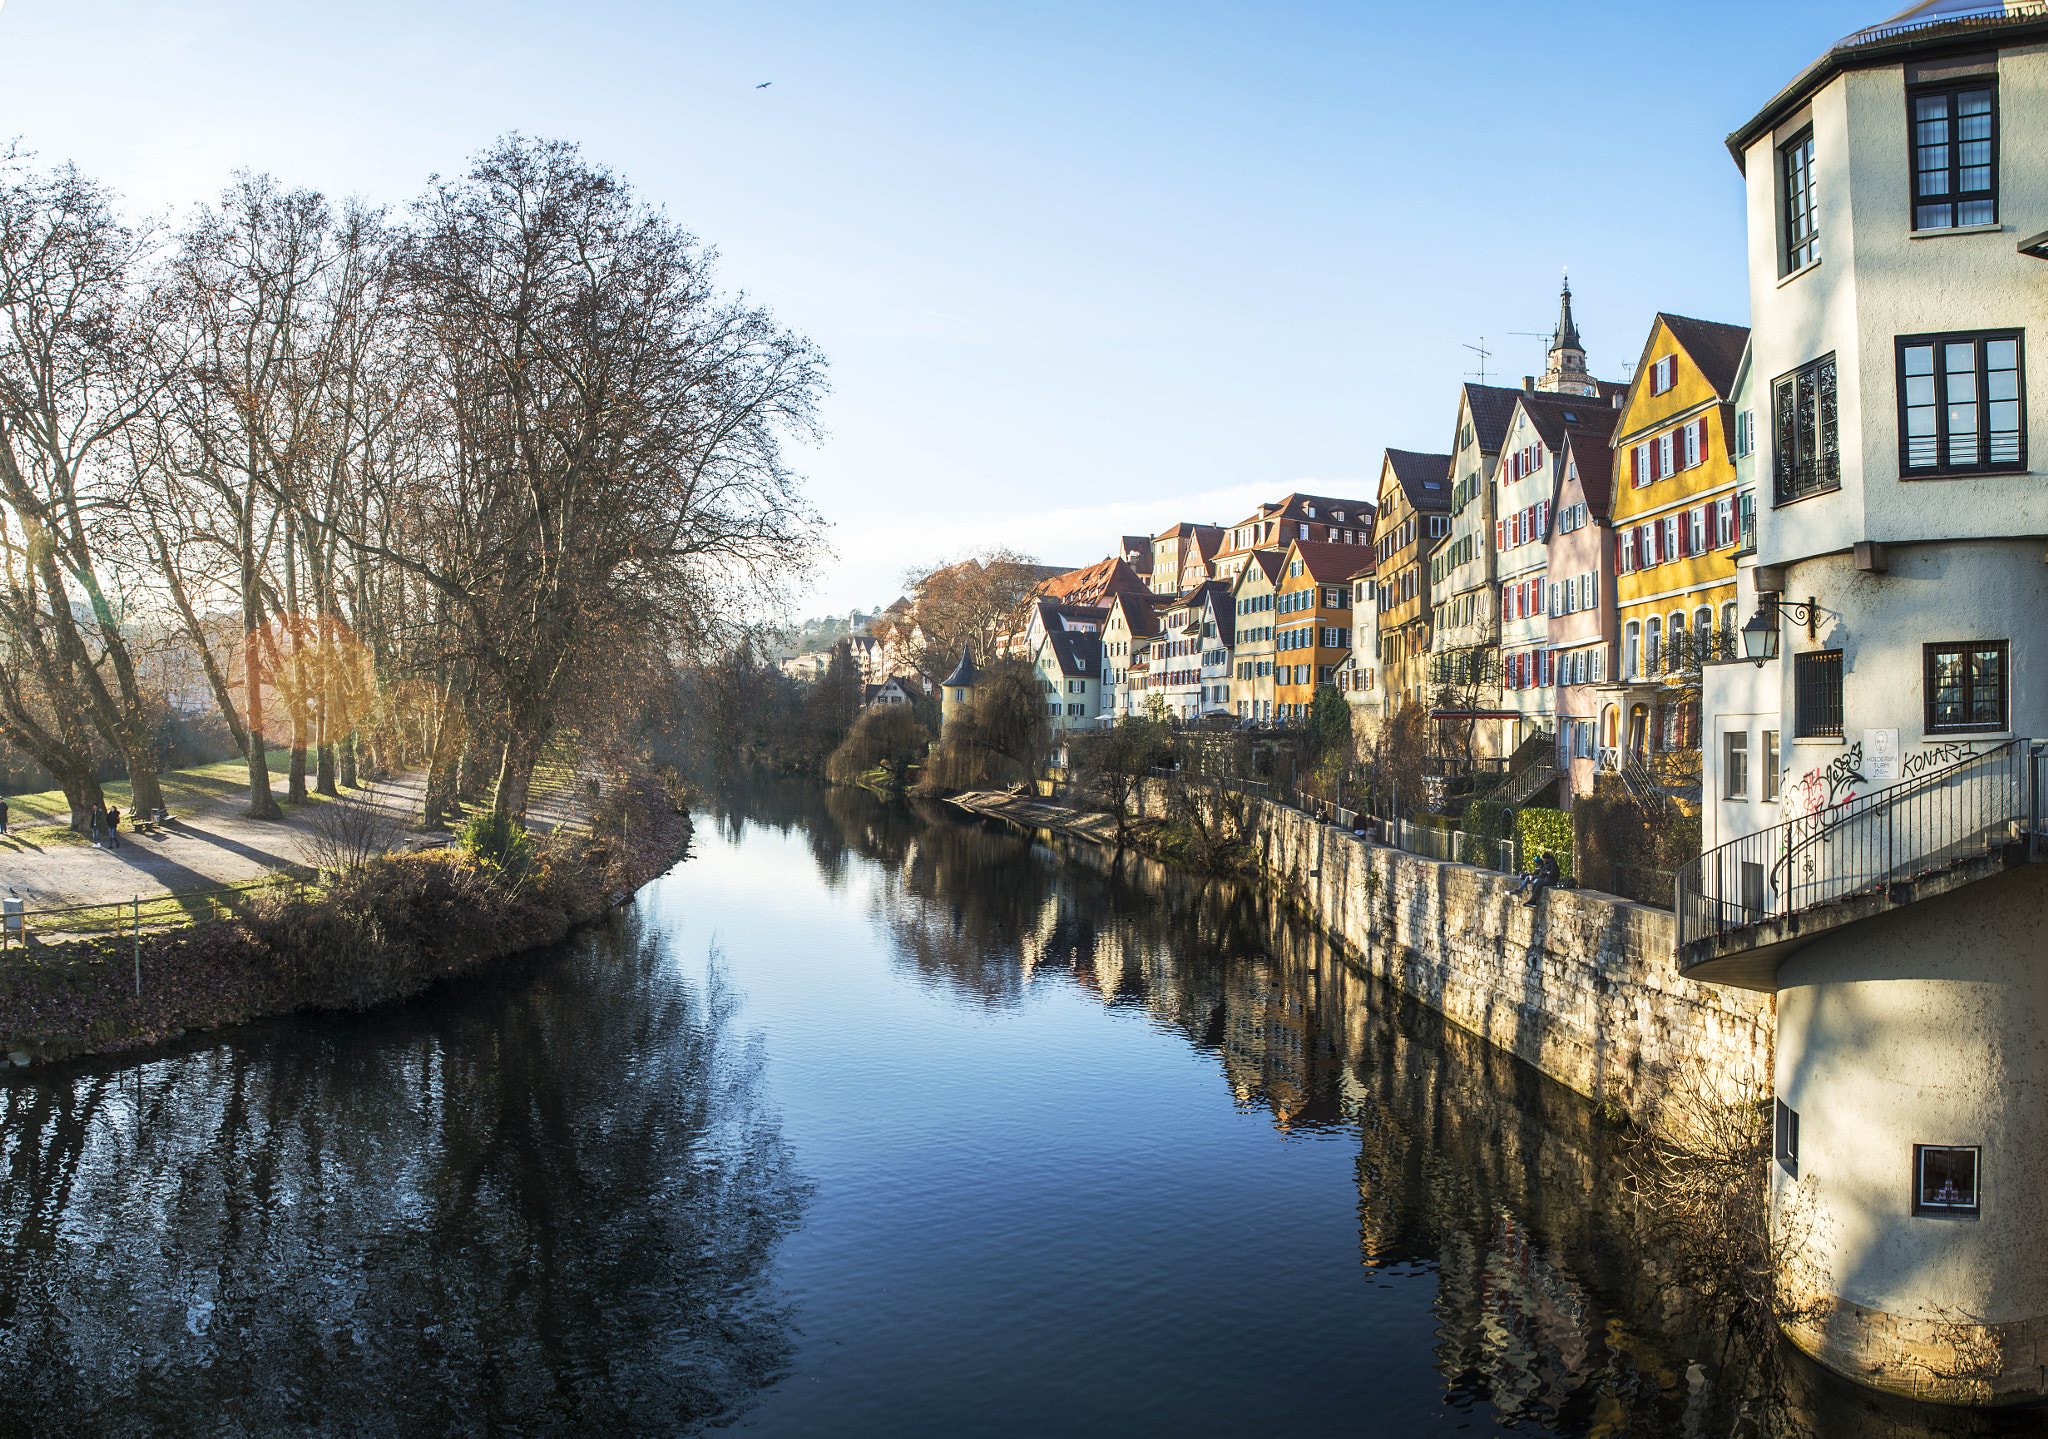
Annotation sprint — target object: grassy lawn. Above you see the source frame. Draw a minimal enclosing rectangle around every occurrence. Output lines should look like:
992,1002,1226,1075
25,873,318,935
2,749,301,827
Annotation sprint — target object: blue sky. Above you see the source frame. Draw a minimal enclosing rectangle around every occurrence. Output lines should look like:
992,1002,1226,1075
0,0,1878,617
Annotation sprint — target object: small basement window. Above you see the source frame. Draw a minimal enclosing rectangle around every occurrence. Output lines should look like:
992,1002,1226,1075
1914,1144,1980,1217
1775,1099,1799,1176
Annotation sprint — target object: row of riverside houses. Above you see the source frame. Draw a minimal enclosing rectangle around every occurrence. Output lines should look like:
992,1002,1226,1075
985,278,1753,819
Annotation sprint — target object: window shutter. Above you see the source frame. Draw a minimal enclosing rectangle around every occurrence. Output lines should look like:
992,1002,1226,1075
1496,519,1505,550
1537,500,1549,535
1502,589,1512,623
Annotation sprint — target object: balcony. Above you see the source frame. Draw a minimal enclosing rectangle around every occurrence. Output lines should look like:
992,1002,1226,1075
1677,740,2045,990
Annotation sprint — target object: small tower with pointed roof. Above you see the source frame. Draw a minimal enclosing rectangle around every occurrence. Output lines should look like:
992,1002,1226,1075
939,644,979,728
1538,275,1598,397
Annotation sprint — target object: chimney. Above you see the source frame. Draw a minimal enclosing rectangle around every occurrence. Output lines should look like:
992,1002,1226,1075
1522,376,1535,393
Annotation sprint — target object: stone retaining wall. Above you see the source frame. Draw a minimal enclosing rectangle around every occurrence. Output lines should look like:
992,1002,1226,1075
1201,787,1774,1118
1053,779,1770,1116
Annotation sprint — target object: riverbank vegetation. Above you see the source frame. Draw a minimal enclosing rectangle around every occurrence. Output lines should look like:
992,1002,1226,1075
0,137,824,832
0,768,691,1061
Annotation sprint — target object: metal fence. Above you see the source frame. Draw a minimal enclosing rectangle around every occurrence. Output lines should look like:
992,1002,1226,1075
1677,739,2035,951
1368,818,1518,874
2,875,312,949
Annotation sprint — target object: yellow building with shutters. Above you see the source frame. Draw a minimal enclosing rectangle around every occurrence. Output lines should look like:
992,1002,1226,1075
1604,314,1750,762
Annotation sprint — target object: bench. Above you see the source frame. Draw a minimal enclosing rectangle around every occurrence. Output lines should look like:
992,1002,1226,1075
134,807,171,836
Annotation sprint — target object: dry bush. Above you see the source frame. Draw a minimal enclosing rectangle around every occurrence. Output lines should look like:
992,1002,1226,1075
250,851,567,1010
304,789,404,874
1626,1057,1824,1344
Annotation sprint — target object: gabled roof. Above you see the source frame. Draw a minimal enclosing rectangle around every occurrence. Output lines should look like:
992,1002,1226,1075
1513,390,1625,452
1231,549,1285,593
1559,433,1616,521
1184,579,1236,648
1119,535,1155,573
1382,448,1454,512
1035,555,1153,608
1283,538,1372,585
1661,314,1751,398
1040,623,1102,680
1460,384,1526,455
1104,590,1163,638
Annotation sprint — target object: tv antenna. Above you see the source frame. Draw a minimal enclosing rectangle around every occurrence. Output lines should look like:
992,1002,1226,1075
1462,337,1492,384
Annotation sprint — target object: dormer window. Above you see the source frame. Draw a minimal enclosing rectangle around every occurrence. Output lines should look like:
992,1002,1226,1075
1306,505,1317,518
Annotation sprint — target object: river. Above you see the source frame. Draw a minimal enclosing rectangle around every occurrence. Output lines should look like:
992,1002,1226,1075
0,778,2035,1436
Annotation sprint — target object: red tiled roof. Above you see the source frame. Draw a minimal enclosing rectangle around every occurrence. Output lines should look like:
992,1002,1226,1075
1284,538,1373,585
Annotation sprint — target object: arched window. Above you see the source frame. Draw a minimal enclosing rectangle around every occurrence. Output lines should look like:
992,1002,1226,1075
1601,704,1619,751
1646,617,1662,673
1721,602,1738,647
1624,621,1641,678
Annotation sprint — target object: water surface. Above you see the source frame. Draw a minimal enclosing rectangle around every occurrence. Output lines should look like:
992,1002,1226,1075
0,779,2033,1436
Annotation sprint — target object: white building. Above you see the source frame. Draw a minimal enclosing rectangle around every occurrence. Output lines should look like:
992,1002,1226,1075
1686,0,2048,1402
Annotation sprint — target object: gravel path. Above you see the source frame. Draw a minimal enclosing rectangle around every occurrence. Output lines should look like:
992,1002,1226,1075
0,770,592,911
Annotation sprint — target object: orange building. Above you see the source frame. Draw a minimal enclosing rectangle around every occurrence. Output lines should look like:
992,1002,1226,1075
1272,539,1365,720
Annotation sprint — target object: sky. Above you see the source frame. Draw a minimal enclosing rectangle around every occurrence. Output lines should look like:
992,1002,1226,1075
0,0,1880,620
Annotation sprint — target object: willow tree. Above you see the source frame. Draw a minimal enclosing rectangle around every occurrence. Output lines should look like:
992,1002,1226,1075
369,136,826,819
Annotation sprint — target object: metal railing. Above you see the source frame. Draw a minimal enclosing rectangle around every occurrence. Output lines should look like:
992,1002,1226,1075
1369,818,1518,874
1677,739,2037,953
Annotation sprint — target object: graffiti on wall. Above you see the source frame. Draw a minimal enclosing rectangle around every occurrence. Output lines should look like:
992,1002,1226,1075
1780,738,1984,821
1783,743,1866,820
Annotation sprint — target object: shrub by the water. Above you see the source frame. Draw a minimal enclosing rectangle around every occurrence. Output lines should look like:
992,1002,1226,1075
459,810,540,888
826,705,928,790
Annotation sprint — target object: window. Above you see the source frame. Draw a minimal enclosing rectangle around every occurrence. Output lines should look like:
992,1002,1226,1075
1715,497,1735,548
1657,432,1674,477
1914,1145,1980,1217
1624,621,1640,679
1631,442,1650,488
1646,617,1662,672
1774,354,1839,503
1725,730,1749,798
1650,356,1675,395
1775,1099,1799,1176
1782,128,1818,272
1793,650,1844,738
1898,331,2023,475
1762,730,1780,800
1735,408,1755,458
1910,84,1996,231
1924,641,2008,734
1662,515,1680,561
1682,420,1702,469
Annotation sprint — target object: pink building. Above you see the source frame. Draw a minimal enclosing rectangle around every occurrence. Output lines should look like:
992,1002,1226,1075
1546,431,1618,800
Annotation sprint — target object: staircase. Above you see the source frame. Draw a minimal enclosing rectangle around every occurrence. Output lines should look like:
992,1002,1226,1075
1492,758,1559,808
1619,759,1670,818
1479,730,1558,810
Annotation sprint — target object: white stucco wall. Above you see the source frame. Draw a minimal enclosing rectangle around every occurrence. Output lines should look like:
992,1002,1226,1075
1772,865,2048,1391
1745,47,2048,574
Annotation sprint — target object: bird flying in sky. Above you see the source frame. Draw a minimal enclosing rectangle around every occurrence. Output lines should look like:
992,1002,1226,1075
756,81,771,88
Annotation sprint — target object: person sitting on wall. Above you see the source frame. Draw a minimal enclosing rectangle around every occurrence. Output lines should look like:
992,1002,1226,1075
1519,850,1561,908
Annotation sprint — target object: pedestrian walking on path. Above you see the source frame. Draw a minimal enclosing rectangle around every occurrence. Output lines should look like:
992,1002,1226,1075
0,796,9,836
89,803,105,848
105,805,122,849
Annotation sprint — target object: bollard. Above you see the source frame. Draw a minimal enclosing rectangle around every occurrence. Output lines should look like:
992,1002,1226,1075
2,896,20,951
134,895,141,1000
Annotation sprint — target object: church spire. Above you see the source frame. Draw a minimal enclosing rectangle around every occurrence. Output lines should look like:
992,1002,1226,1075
1551,274,1581,354
1537,271,1597,397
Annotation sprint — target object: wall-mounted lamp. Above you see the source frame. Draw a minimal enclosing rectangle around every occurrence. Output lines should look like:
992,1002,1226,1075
1741,594,1818,666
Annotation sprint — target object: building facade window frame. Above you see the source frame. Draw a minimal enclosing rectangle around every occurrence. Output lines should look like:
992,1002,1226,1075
1781,127,1819,273
1912,1144,1980,1218
1793,649,1845,739
1773,353,1840,504
1897,330,2024,476
1908,80,1997,233
1923,640,2008,735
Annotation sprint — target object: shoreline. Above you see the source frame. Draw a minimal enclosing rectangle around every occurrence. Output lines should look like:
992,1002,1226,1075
0,772,693,1073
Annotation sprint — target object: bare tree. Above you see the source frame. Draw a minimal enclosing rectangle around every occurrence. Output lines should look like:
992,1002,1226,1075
894,546,1050,684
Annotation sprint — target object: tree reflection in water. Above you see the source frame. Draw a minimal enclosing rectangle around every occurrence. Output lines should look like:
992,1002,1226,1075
0,922,809,1437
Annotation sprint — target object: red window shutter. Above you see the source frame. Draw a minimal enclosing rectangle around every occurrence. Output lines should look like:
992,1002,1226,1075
1501,589,1512,623
1630,447,1640,487
1496,519,1505,550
